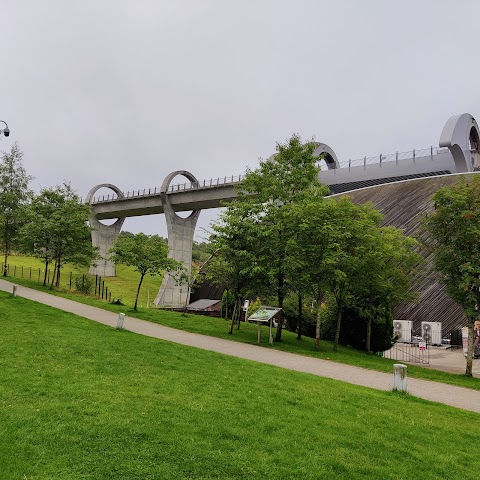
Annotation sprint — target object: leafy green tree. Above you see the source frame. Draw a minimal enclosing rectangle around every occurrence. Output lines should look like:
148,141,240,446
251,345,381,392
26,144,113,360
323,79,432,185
353,226,419,352
0,143,32,275
111,233,182,311
425,176,480,376
20,183,96,286
230,134,329,341
284,197,419,350
207,206,261,334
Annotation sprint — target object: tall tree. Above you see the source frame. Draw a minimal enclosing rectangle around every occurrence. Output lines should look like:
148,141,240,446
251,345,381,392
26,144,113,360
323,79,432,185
207,205,262,334
284,197,419,350
111,232,182,311
20,183,96,286
232,134,329,341
0,143,32,275
353,226,419,353
425,176,480,376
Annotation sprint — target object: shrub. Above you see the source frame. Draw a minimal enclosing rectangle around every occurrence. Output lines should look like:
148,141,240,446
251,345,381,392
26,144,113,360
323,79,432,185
74,274,94,294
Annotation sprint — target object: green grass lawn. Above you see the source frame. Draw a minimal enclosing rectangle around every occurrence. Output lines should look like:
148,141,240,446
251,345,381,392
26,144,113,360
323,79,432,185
3,254,162,307
0,291,479,479
4,256,480,391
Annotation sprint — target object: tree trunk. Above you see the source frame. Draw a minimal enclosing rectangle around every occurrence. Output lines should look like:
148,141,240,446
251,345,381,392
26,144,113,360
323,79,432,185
56,255,62,287
51,259,58,287
237,296,242,330
366,316,372,353
183,284,191,314
465,319,475,376
275,273,285,342
134,273,145,311
297,293,302,340
315,298,322,348
333,306,343,352
229,299,238,335
3,251,7,276
43,259,49,286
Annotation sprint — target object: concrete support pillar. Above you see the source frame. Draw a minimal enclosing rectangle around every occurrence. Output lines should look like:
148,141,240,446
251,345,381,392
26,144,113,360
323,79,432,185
86,184,125,277
154,171,200,308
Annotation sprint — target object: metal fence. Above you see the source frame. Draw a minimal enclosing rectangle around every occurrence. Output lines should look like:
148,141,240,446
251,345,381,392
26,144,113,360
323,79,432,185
377,327,464,365
1,263,114,302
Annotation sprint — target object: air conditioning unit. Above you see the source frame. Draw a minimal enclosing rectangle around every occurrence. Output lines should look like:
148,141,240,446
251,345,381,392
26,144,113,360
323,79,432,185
421,322,442,346
393,320,412,343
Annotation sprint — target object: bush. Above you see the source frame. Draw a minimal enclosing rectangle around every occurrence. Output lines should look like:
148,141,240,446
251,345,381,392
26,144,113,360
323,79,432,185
321,303,394,352
282,294,318,337
74,274,94,294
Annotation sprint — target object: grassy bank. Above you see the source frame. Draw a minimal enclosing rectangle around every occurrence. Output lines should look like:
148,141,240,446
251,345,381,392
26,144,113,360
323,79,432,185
2,276,480,391
2,254,162,307
0,291,479,479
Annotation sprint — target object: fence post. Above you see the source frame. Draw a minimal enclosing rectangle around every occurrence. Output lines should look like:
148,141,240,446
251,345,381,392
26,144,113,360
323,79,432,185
38,268,40,282
14,265,16,277
105,286,108,301
431,145,433,161
21,266,24,278
396,151,399,165
69,271,73,289
413,149,416,163
29,266,32,280
12,285,17,297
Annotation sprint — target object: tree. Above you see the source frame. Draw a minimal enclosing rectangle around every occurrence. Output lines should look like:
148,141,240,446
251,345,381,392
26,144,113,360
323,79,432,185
111,233,182,311
19,183,96,286
425,176,480,376
230,134,329,341
207,205,261,334
353,226,419,353
284,196,419,350
0,143,32,275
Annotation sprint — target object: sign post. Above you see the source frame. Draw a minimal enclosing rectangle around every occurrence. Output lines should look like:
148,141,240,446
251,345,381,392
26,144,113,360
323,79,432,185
247,306,282,344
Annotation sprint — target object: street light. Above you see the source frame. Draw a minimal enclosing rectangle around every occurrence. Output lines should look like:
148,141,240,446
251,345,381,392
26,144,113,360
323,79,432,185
0,120,10,137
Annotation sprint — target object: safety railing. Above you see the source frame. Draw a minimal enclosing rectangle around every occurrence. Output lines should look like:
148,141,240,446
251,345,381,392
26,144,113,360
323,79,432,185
339,146,448,170
89,174,246,204
89,146,449,204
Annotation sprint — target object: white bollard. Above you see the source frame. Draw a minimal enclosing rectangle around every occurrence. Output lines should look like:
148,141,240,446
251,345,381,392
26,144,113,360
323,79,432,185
116,312,125,330
393,363,408,392
12,285,17,297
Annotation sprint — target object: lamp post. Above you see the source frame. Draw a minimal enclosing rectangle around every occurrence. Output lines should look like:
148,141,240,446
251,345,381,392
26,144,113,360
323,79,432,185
0,120,10,137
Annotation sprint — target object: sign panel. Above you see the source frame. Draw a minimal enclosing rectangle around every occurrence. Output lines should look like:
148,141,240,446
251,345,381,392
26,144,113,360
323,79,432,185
247,306,281,323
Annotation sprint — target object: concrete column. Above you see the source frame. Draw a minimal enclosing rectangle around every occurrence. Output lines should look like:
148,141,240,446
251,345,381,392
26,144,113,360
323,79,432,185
86,184,125,277
154,171,200,308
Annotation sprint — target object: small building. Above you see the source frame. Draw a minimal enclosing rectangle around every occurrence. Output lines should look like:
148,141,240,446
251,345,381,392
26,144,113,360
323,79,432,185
186,299,221,312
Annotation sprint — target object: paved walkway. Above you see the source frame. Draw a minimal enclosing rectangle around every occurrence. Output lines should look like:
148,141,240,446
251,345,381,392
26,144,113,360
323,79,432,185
1,278,479,414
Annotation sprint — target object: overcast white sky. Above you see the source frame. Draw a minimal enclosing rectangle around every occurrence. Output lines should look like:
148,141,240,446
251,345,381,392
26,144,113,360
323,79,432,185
1,0,479,240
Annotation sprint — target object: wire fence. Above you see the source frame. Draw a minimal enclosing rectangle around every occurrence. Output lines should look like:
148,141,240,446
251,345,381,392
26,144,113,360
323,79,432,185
1,263,115,302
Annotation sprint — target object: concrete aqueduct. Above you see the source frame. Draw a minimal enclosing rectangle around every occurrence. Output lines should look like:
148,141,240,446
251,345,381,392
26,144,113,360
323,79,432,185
87,113,480,332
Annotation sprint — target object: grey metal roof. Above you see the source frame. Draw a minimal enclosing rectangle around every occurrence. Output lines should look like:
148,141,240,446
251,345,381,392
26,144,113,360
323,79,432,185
186,299,221,311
